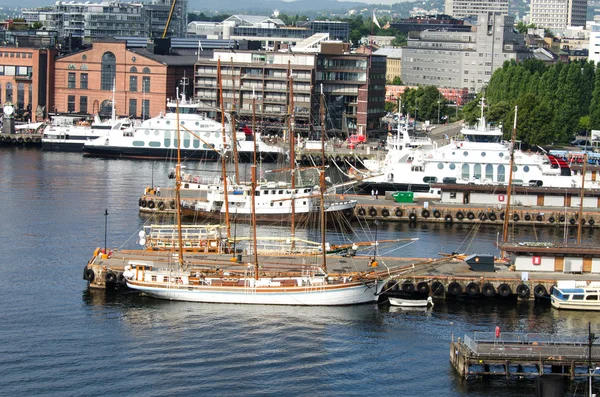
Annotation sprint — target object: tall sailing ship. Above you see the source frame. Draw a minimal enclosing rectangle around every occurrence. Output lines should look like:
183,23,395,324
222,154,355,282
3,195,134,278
123,86,388,305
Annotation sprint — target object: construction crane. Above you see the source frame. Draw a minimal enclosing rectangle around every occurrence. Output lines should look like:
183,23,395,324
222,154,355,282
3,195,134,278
162,0,178,38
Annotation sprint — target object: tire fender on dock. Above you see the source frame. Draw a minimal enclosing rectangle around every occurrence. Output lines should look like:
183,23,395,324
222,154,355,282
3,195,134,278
417,282,429,294
465,282,480,296
533,284,547,298
447,281,462,296
497,283,512,298
482,283,496,297
431,281,445,296
402,281,415,293
516,284,530,299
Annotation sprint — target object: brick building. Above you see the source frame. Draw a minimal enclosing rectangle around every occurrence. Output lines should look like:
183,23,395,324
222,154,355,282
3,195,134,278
53,38,196,119
0,46,57,122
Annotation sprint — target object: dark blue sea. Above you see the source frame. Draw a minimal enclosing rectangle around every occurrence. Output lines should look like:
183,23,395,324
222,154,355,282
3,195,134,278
0,147,597,397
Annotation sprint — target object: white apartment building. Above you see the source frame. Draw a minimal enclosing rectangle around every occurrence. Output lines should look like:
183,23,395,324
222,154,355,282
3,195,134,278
589,22,600,64
530,0,587,32
22,0,187,41
444,0,509,18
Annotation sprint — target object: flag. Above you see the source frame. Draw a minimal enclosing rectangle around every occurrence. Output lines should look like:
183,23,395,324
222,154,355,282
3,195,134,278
372,11,381,29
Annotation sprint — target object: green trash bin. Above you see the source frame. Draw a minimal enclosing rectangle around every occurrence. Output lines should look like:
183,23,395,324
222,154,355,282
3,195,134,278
391,191,414,203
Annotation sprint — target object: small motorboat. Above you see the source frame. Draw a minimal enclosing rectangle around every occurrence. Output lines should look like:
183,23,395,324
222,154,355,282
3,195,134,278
388,296,434,308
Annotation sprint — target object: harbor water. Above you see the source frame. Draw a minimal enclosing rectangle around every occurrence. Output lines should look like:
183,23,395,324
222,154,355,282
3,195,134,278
0,147,597,397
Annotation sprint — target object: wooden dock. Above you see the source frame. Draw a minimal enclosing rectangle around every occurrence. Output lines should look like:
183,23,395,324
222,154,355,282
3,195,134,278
451,332,599,380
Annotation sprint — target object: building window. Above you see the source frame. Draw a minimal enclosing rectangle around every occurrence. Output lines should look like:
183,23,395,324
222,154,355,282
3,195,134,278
80,96,88,113
130,66,137,73
101,52,116,91
80,73,88,89
142,76,150,93
142,99,150,119
6,82,13,102
68,95,76,112
68,72,76,89
129,76,138,92
129,98,137,117
142,67,150,74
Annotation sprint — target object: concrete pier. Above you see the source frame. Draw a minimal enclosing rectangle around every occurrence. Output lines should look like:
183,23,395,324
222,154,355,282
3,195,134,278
451,332,599,380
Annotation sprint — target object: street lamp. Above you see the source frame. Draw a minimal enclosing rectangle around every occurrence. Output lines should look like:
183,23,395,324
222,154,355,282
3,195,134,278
151,161,155,188
374,220,380,263
437,100,441,125
104,209,108,256
589,322,598,397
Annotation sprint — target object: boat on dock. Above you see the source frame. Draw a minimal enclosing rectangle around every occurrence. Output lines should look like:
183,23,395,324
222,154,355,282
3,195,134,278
551,280,600,310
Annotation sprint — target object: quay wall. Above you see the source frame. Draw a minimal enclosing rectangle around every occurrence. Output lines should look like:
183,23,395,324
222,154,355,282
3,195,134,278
0,133,42,145
355,202,599,228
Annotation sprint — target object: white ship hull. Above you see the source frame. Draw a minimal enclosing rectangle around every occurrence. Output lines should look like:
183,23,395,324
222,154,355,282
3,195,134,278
127,280,382,306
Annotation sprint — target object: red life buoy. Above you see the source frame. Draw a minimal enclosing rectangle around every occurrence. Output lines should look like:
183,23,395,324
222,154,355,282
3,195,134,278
498,194,505,202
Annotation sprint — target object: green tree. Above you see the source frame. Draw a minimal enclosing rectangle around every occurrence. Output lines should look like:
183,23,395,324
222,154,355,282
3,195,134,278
589,63,600,130
388,76,403,85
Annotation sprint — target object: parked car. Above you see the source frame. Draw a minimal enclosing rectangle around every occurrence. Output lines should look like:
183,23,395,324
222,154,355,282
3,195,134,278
570,139,591,146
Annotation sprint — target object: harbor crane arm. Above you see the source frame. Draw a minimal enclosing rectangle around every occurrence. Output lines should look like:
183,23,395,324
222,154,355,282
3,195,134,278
162,0,178,38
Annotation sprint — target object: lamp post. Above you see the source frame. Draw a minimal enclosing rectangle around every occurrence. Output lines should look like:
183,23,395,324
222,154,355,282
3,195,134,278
589,322,598,397
437,100,441,125
104,209,108,255
374,220,380,262
151,161,155,189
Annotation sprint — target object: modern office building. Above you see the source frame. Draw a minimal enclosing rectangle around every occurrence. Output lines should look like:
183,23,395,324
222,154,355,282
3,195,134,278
194,42,384,136
444,0,508,18
389,14,472,34
402,13,529,95
187,16,349,50
530,0,587,32
22,0,187,42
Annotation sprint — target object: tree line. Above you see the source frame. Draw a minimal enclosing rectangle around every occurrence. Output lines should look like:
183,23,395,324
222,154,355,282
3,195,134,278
462,59,600,145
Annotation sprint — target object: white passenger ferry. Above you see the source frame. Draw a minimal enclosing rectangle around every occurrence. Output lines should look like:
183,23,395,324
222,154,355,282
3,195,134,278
359,99,594,193
42,115,132,151
83,93,286,162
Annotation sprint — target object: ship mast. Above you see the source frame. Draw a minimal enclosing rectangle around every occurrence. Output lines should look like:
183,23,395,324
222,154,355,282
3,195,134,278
319,84,327,272
252,88,259,278
501,106,518,256
289,67,296,246
175,95,184,268
577,152,588,244
218,59,231,240
231,57,240,185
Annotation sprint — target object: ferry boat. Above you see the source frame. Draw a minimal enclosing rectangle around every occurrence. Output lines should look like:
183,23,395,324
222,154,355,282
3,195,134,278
551,280,600,310
359,98,596,193
42,114,133,151
361,115,434,177
82,93,286,162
